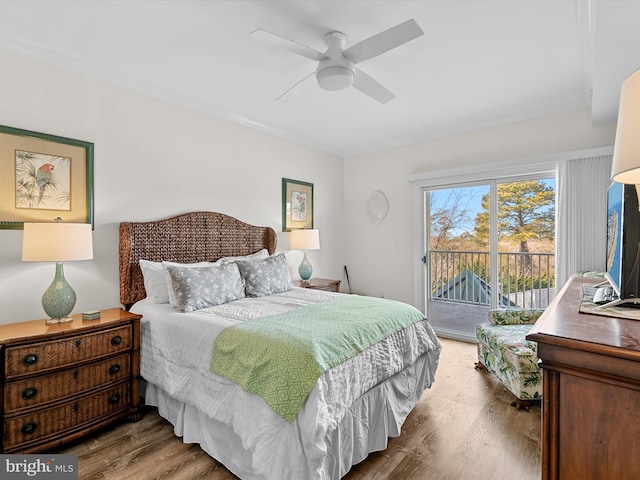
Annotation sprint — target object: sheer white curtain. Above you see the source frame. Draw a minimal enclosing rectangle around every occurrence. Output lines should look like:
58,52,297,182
555,155,612,289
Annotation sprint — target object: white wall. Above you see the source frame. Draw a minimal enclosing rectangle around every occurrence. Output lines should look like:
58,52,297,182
344,108,617,305
0,49,344,323
0,46,621,324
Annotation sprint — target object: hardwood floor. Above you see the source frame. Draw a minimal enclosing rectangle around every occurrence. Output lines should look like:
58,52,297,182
58,338,541,479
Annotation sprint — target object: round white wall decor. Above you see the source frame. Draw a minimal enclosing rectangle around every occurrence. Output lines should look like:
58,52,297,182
367,190,389,224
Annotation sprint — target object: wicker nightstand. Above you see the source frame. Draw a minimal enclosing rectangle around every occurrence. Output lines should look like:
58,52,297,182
293,278,341,293
0,308,142,453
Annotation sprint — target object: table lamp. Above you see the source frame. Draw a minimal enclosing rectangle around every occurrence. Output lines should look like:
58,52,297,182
612,69,640,184
22,221,93,324
290,229,320,283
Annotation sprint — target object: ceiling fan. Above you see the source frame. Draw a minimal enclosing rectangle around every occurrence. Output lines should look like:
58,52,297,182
250,19,424,104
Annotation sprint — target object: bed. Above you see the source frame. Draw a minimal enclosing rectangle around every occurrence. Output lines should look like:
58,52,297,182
119,211,441,480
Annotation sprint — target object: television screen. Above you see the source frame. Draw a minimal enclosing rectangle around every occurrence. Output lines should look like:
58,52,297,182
603,182,640,307
606,182,623,295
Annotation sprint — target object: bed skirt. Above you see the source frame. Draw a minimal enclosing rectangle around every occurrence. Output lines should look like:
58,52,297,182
144,351,439,480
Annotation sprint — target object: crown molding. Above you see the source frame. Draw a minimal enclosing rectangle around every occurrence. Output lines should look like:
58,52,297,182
407,145,614,184
0,31,593,160
0,34,347,158
344,95,591,158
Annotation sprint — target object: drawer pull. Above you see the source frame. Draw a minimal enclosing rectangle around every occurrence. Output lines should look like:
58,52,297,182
23,354,38,366
75,339,82,348
73,370,79,379
73,403,79,413
111,335,123,346
22,387,38,400
21,423,37,435
109,364,121,375
108,393,121,404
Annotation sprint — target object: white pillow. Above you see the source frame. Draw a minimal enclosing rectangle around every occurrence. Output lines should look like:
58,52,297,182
139,260,171,304
139,259,211,304
218,248,269,265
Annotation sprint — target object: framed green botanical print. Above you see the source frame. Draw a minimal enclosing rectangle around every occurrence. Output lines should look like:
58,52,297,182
282,178,313,232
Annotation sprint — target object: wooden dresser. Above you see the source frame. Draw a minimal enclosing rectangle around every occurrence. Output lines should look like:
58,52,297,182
527,276,640,479
293,278,341,292
0,308,142,453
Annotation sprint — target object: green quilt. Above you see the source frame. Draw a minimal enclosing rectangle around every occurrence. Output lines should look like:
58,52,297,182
209,295,426,422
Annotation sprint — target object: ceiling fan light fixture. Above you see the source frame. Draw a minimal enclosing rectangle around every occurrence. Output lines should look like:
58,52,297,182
316,66,354,91
252,19,423,102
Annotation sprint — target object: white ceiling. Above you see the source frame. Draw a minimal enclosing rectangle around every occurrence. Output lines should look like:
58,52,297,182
0,0,638,157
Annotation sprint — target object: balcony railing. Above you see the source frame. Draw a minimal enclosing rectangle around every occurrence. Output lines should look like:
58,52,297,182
430,249,555,309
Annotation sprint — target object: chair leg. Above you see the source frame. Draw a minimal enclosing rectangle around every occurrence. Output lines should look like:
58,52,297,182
510,398,538,411
474,360,487,371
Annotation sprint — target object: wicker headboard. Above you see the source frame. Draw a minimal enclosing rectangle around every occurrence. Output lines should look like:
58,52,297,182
119,211,277,308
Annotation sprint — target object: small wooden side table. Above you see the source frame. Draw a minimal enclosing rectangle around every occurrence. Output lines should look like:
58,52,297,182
293,278,341,293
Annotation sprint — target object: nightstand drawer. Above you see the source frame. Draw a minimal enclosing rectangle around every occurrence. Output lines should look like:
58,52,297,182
293,278,341,292
5,325,132,378
4,353,131,413
311,284,340,292
3,381,130,452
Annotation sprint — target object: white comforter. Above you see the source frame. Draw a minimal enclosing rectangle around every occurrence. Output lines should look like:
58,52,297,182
133,288,441,479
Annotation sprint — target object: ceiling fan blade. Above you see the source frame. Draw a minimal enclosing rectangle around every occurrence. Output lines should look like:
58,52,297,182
343,19,424,65
250,29,327,62
276,71,316,101
353,68,396,104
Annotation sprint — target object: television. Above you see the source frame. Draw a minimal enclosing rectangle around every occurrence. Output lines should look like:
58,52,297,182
602,181,640,307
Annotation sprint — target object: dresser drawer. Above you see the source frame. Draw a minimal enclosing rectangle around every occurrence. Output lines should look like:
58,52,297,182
4,353,130,414
5,325,132,378
3,382,130,452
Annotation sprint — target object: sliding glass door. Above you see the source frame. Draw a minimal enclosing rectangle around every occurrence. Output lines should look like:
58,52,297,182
424,177,555,341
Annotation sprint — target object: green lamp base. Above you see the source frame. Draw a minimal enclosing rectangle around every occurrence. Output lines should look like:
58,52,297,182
42,262,76,324
298,250,313,282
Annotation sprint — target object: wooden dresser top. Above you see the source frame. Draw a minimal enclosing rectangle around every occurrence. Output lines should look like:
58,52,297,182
0,308,141,345
528,275,640,361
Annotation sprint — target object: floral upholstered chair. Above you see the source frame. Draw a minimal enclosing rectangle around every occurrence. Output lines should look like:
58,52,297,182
475,309,544,409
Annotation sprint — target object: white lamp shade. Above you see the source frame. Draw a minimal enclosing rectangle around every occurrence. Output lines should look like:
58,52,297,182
612,69,640,184
290,229,320,250
22,222,94,262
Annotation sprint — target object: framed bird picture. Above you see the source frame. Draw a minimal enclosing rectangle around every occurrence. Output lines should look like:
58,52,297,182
0,125,94,229
282,177,314,232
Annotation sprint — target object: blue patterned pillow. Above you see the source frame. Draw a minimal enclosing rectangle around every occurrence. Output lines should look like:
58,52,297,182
236,253,293,297
162,260,217,307
165,262,245,312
